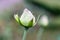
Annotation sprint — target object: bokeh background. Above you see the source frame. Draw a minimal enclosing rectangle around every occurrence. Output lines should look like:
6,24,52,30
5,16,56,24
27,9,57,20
0,0,60,40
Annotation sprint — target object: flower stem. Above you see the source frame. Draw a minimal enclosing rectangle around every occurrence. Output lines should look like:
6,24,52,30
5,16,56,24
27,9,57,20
22,28,28,40
37,27,44,40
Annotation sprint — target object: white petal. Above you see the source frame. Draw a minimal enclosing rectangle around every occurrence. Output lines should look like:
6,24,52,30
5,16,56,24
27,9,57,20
20,8,35,26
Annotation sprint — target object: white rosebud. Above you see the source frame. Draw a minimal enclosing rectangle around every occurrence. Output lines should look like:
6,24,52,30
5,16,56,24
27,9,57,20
20,8,35,27
14,8,35,28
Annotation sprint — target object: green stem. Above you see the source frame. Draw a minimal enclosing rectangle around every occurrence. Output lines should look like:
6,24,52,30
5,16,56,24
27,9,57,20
37,27,44,40
22,29,27,40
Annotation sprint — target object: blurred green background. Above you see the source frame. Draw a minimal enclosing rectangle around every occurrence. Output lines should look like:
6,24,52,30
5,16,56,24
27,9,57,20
0,0,60,40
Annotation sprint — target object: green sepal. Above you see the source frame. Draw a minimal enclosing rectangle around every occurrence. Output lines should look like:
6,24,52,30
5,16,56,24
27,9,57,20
27,19,33,27
14,14,19,23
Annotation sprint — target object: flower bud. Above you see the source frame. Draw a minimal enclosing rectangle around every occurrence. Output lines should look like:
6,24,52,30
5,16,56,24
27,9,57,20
39,15,49,27
20,8,35,27
14,8,35,28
